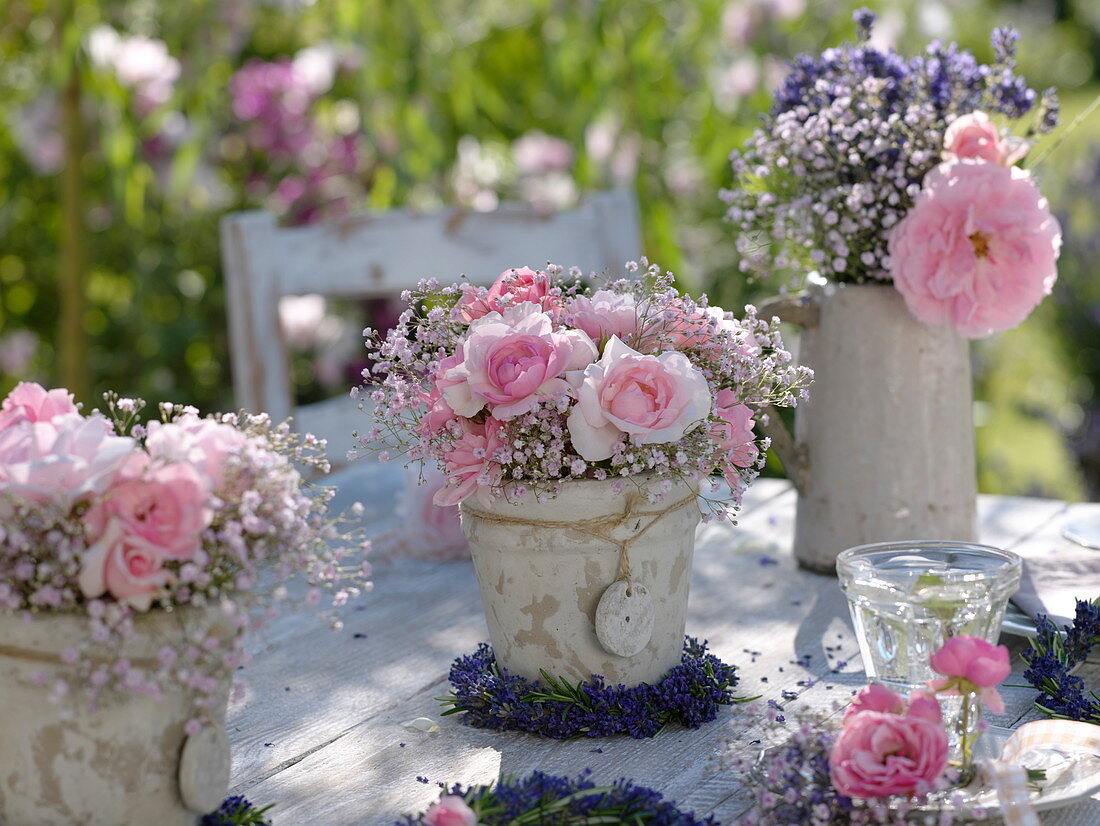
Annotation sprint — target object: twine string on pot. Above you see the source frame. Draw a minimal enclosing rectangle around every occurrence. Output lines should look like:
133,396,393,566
463,488,697,595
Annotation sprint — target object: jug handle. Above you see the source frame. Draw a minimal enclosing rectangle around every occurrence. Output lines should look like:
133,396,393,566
756,293,819,495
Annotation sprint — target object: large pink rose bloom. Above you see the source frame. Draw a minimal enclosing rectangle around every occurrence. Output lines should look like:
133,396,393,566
568,336,712,461
434,418,506,507
567,290,640,343
458,266,558,321
0,414,134,507
442,302,597,420
0,382,80,431
888,160,1061,337
942,111,1027,166
422,795,478,826
927,634,1011,713
830,710,949,799
84,454,212,560
78,519,175,611
144,413,248,492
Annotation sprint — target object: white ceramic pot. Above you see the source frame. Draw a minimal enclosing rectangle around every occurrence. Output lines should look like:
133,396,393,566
761,283,977,573
0,608,234,826
460,477,699,686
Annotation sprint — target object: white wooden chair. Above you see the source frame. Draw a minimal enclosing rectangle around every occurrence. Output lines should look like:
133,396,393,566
220,189,643,461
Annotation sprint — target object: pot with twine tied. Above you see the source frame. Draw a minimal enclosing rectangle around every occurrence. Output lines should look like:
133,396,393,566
460,476,699,687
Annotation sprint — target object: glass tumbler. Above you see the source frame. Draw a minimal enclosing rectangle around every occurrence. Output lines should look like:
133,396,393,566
836,540,1022,693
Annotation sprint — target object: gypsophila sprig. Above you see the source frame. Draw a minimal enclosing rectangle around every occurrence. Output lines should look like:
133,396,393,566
356,261,810,518
722,10,1058,289
440,637,746,739
1022,596,1100,725
0,382,372,724
394,770,717,826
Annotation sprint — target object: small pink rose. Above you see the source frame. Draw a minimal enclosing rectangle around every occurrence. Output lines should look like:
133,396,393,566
144,413,248,492
423,795,478,826
78,519,174,612
567,336,712,461
905,689,943,724
0,382,80,431
711,389,757,466
434,418,505,507
458,266,558,321
927,635,1011,713
567,290,640,343
842,683,905,722
943,112,1015,165
84,455,212,560
443,303,595,420
830,710,949,799
889,160,1061,337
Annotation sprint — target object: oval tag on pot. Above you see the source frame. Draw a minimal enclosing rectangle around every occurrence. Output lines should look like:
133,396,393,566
595,580,655,658
179,723,232,813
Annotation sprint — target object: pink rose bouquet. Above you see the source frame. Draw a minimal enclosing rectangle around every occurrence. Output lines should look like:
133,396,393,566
0,383,371,720
725,13,1061,337
358,261,811,517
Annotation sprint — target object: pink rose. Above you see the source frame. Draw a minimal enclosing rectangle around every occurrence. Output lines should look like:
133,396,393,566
927,635,1011,713
78,519,174,611
458,266,558,321
0,414,134,507
144,413,248,492
0,382,80,431
711,389,757,466
442,303,596,420
889,160,1061,337
567,336,712,461
423,795,478,826
942,111,1028,166
84,454,212,560
843,683,906,722
393,466,468,560
433,418,505,507
905,688,944,724
567,290,640,343
830,710,949,799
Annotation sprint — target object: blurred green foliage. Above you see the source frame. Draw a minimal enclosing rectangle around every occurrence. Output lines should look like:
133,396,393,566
0,0,1097,498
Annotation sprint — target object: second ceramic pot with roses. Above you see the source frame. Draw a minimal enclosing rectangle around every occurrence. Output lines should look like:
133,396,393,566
460,476,699,686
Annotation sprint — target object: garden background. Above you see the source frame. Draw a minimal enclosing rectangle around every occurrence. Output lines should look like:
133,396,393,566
1,0,1099,499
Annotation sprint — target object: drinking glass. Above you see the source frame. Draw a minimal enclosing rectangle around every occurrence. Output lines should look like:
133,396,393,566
837,540,1022,693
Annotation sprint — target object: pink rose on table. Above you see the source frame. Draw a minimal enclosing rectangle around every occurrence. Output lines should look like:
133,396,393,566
0,414,134,507
78,519,174,611
0,382,80,431
433,418,505,507
458,266,557,321
442,302,597,420
927,635,1011,713
830,709,949,799
392,465,468,560
888,160,1061,337
942,111,1027,166
422,795,478,826
84,454,212,560
842,683,906,722
567,290,640,343
144,413,248,492
568,336,712,461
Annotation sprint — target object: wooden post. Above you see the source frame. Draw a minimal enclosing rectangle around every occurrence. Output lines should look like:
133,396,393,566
58,36,88,401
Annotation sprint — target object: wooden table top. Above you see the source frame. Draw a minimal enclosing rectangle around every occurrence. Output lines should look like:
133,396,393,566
226,467,1100,825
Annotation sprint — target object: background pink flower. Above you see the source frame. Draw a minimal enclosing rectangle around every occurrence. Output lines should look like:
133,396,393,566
144,413,248,492
888,160,1061,337
568,336,712,461
830,709,949,799
385,466,469,560
0,382,80,431
943,111,1010,164
927,634,1011,713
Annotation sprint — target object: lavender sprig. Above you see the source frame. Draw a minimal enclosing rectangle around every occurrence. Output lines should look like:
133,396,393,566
441,637,748,739
200,796,274,825
1022,597,1100,725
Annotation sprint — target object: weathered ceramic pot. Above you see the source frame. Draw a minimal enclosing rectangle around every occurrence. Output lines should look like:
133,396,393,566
460,477,699,686
0,608,234,826
761,283,977,573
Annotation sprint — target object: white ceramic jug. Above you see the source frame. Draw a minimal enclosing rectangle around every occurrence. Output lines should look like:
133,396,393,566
760,283,978,572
